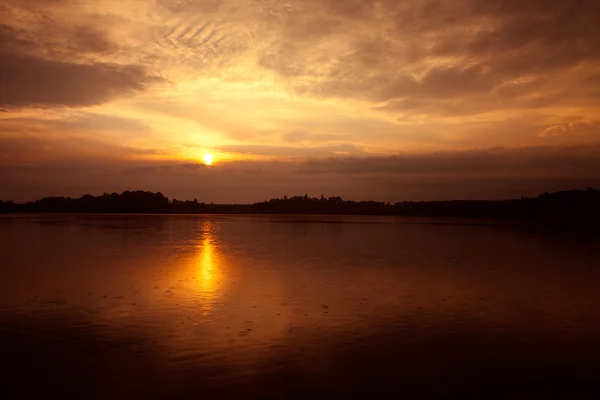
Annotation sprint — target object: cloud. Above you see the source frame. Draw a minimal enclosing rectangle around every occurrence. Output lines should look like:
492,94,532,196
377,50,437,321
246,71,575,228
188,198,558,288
0,134,168,166
1,0,600,203
0,17,116,58
0,6,162,109
157,0,222,13
0,52,161,108
0,113,150,135
125,162,207,174
537,122,600,138
280,131,340,144
216,144,366,157
298,144,600,178
1,141,599,203
257,0,600,116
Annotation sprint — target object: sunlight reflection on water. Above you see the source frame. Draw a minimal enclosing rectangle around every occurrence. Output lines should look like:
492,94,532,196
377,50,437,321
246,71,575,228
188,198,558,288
195,222,220,316
1,214,600,398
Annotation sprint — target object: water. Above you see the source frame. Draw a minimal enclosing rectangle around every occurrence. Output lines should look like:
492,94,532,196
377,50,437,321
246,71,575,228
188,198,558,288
1,214,599,398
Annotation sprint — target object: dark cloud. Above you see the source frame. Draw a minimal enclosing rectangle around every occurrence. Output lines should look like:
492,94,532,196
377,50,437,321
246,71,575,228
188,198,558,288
360,65,498,103
0,0,598,203
157,0,222,13
298,144,600,178
0,52,161,108
0,134,167,165
0,16,116,56
0,5,161,109
125,163,207,174
67,26,116,53
2,140,599,203
377,85,600,118
259,0,600,115
392,0,600,71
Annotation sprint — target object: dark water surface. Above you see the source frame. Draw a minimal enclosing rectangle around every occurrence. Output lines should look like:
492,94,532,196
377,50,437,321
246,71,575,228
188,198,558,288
1,214,599,398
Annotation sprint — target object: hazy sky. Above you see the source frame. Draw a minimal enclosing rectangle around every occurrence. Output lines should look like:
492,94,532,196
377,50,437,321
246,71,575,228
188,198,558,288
1,0,599,202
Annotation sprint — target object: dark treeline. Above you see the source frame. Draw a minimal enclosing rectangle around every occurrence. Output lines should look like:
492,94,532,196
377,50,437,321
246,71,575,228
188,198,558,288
1,189,599,224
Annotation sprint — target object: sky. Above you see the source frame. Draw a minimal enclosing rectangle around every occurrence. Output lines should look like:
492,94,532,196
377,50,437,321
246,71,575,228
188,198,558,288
1,0,599,203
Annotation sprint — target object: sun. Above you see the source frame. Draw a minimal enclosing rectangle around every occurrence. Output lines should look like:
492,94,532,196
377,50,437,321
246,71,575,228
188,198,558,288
203,153,213,166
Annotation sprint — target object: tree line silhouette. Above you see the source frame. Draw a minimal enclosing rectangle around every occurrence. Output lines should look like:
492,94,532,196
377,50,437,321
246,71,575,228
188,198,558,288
1,189,599,224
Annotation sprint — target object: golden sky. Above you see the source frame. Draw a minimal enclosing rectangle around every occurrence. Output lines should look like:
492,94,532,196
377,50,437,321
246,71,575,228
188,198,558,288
1,0,599,202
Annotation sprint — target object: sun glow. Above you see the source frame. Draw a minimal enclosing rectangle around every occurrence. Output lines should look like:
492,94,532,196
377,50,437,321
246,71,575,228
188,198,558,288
203,153,213,165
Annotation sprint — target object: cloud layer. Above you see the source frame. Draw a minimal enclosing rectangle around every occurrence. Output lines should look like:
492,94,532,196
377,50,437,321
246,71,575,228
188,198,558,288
1,0,599,201
2,139,599,203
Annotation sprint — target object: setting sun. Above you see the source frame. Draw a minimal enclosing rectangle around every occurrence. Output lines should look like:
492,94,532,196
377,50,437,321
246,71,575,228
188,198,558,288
203,153,213,166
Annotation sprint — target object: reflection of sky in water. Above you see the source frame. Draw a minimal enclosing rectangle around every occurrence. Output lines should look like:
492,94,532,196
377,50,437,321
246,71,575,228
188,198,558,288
1,215,600,373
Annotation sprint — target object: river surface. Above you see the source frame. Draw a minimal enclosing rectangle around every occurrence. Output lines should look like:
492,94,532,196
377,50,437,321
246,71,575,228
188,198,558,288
1,214,599,398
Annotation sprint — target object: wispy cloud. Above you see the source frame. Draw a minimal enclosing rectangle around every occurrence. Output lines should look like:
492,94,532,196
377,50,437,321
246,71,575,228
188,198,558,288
1,0,599,200
537,122,600,138
216,144,366,157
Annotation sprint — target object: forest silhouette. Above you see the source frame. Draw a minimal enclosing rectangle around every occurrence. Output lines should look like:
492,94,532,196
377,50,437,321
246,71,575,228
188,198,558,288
1,189,599,227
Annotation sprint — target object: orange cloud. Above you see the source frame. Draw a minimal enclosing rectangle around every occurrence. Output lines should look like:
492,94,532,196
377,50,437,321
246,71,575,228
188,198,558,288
538,122,600,138
1,0,600,200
